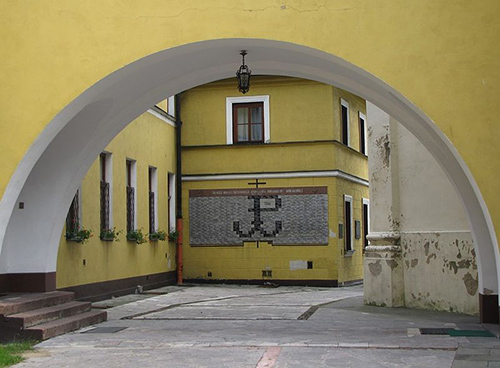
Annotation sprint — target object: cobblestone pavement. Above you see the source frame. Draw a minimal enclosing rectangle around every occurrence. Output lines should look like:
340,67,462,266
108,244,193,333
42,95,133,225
13,284,500,367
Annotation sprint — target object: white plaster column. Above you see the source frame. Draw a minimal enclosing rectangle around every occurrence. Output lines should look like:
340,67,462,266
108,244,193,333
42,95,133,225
364,102,404,307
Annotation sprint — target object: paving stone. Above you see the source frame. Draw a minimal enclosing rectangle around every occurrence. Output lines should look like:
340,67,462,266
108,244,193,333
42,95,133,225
452,361,488,368
10,285,500,368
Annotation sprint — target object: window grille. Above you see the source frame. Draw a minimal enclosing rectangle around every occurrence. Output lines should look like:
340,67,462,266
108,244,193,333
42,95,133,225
149,190,155,233
66,190,79,233
126,186,135,233
100,181,110,230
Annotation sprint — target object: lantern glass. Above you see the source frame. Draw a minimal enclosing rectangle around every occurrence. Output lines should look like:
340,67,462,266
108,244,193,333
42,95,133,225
236,51,251,94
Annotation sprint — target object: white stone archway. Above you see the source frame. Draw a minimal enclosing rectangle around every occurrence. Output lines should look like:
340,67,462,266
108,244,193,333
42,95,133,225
0,39,497,320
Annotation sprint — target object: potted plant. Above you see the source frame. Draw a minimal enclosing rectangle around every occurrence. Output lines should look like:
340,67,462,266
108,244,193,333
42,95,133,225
149,229,167,241
168,230,179,243
100,227,123,242
127,228,147,244
66,225,93,244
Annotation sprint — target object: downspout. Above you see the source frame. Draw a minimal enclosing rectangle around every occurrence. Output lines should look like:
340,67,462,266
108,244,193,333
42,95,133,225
175,94,183,285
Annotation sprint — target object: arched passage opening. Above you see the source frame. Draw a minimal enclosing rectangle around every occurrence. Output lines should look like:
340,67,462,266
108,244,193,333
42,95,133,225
0,39,497,321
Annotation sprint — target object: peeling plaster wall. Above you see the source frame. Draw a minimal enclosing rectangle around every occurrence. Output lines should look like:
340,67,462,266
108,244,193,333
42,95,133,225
365,102,477,314
395,123,477,314
402,232,477,314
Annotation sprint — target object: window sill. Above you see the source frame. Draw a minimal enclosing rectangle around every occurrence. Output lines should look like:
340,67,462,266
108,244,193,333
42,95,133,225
100,236,115,242
344,250,355,257
66,236,83,243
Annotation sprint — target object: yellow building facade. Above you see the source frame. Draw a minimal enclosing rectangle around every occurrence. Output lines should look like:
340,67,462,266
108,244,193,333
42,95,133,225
181,77,369,285
1,2,499,321
56,107,178,300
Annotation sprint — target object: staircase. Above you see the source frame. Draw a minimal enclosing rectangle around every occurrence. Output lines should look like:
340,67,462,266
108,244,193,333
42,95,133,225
0,291,107,341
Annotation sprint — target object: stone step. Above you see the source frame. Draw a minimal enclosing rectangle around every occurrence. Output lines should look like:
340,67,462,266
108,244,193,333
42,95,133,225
0,291,75,316
23,309,107,341
1,301,92,329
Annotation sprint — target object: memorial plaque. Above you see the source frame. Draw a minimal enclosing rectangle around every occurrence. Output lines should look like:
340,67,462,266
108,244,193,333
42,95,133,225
189,187,329,246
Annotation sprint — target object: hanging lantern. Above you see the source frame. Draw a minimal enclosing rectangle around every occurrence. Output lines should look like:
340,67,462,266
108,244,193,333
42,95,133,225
236,50,251,94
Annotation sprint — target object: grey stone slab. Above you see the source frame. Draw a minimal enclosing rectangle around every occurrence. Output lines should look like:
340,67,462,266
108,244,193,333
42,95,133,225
138,305,310,320
452,361,488,368
456,347,491,355
15,347,266,368
275,347,455,368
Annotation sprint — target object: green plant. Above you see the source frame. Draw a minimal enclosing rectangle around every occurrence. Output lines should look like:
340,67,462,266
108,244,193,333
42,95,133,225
168,230,179,243
0,340,36,367
127,228,147,244
66,225,93,244
149,229,167,241
100,227,123,242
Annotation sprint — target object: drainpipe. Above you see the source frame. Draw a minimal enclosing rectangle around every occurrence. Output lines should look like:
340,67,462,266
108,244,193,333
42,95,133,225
175,94,183,285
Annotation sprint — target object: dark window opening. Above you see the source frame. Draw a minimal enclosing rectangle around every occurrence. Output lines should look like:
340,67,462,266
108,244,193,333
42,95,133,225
345,198,352,251
66,190,79,233
126,160,135,233
363,203,369,250
149,167,156,234
100,153,110,231
168,173,174,230
359,116,366,154
341,104,349,145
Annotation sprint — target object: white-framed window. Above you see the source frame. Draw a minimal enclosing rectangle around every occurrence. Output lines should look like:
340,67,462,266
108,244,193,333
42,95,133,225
126,159,137,233
362,198,370,250
359,112,367,155
168,173,176,231
340,98,350,146
344,194,353,252
226,95,270,144
100,152,113,231
148,166,158,233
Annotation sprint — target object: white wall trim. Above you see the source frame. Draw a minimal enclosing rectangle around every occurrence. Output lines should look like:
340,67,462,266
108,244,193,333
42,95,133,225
340,98,350,147
362,197,370,237
182,170,369,187
147,108,176,127
226,95,270,144
168,96,175,117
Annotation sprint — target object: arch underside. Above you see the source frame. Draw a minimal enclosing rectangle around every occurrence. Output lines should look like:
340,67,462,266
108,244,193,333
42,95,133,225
0,39,497,311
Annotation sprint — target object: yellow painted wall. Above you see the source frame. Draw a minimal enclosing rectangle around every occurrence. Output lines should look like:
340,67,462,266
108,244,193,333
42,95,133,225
334,89,367,152
182,178,368,283
56,112,177,288
181,77,368,283
2,2,500,284
182,77,334,146
334,177,367,283
182,77,368,180
155,99,168,114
